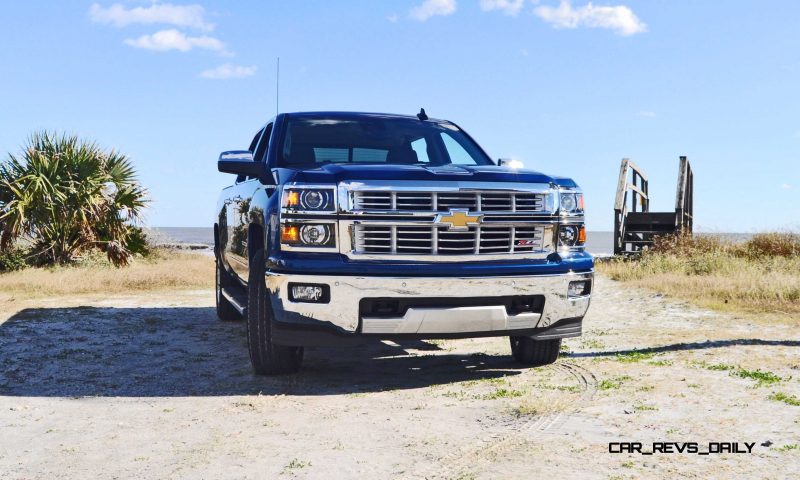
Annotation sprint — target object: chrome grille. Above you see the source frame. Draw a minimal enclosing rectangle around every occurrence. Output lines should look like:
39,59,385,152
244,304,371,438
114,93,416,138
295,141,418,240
355,224,545,255
353,191,545,212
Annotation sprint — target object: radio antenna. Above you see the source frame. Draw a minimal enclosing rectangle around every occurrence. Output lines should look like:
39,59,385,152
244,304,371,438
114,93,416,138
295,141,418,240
276,57,280,115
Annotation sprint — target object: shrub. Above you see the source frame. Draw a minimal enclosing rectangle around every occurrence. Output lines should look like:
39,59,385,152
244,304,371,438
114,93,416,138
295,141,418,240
741,232,800,258
651,232,726,257
0,132,149,266
0,247,28,272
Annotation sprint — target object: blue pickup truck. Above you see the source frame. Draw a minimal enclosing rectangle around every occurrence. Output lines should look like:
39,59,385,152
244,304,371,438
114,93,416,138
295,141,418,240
215,111,593,374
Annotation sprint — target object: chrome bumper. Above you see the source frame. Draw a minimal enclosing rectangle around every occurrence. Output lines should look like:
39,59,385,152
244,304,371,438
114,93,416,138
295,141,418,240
265,271,592,336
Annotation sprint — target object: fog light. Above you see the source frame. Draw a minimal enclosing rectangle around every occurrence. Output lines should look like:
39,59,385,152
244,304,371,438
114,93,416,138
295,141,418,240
289,283,330,303
558,225,578,246
568,280,591,298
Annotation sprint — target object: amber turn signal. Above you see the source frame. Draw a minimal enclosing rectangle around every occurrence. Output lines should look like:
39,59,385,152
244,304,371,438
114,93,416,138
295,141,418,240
578,225,586,244
281,225,299,243
284,190,300,208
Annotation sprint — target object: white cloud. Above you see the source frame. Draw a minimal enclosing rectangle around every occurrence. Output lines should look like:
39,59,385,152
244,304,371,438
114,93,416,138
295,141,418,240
637,110,656,117
480,0,525,16
534,1,647,36
88,2,214,31
409,0,457,21
387,13,399,23
124,29,227,54
199,64,257,80
782,183,794,190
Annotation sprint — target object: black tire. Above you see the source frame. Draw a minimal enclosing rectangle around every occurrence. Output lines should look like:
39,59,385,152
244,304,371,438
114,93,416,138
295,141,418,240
509,337,562,367
247,249,303,375
215,255,241,321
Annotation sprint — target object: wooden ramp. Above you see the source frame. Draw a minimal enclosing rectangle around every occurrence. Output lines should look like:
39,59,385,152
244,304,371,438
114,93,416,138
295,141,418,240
613,156,693,255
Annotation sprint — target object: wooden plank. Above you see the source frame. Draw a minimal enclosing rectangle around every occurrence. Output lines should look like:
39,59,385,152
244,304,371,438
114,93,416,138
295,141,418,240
675,156,687,213
625,159,648,182
614,158,630,210
626,183,647,198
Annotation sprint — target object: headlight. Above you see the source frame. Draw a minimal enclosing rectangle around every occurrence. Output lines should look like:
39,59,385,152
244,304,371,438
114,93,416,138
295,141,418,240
300,224,331,245
282,187,335,212
281,223,335,247
558,225,586,248
560,192,584,214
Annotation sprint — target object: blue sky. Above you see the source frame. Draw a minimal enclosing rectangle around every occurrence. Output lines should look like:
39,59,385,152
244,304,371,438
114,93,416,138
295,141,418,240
1,0,798,231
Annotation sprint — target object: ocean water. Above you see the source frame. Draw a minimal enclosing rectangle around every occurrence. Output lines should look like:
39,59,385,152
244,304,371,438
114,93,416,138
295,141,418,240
148,227,619,255
147,227,214,246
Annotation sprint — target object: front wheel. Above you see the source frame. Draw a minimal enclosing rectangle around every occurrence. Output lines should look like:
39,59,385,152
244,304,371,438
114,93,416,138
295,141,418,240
247,249,304,375
509,337,561,367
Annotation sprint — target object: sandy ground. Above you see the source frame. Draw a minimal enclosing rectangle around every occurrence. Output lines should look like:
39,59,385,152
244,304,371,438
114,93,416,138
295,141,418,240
0,276,798,479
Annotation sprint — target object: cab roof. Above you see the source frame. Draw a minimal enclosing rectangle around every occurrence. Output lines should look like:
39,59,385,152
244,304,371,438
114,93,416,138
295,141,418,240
283,111,449,124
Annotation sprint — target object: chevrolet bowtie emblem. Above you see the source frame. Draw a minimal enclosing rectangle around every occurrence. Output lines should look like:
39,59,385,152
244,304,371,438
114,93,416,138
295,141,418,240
434,209,483,230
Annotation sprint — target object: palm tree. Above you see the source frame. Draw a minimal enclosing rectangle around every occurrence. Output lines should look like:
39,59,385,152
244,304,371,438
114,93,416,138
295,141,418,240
0,131,149,266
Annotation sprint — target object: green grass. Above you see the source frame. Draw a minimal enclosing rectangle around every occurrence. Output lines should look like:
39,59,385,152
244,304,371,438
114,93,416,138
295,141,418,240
580,339,605,349
283,458,311,471
695,362,782,387
598,375,632,390
647,359,673,366
733,368,781,386
615,350,656,363
509,404,539,417
775,444,800,452
706,363,735,371
691,360,736,371
482,388,525,400
633,403,659,412
769,392,800,406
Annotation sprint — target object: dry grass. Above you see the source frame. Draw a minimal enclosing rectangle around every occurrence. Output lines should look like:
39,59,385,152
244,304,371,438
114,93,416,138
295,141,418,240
597,233,800,318
0,249,214,299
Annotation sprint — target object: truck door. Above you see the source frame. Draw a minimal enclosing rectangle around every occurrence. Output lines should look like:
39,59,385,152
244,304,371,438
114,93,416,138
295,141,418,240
227,123,273,280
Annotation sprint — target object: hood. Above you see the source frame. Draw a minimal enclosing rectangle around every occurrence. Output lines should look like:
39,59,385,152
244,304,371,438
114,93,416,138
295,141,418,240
281,164,577,187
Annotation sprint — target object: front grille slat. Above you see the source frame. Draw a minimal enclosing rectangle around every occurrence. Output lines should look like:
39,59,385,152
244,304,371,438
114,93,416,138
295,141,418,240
355,225,545,255
351,189,549,256
354,190,545,213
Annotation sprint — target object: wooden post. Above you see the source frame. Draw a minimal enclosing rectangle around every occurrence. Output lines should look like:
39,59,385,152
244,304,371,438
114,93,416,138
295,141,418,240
613,159,630,255
675,156,693,234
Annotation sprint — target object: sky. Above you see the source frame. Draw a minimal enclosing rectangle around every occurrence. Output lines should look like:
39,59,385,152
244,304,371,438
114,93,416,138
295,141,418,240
1,0,799,231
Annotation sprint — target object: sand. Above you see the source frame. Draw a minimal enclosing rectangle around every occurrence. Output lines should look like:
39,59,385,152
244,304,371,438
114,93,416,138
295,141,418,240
1,276,798,479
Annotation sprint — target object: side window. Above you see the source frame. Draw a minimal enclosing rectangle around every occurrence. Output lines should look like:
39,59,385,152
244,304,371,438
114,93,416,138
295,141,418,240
254,123,273,163
248,128,264,153
238,129,263,183
410,138,430,163
440,132,475,165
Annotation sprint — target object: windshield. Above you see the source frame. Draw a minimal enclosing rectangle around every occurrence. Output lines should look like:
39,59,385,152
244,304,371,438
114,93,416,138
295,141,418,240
279,116,493,168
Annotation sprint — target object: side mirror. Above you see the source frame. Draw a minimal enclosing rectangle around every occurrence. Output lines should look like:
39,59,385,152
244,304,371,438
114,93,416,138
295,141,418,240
498,158,525,169
217,151,274,184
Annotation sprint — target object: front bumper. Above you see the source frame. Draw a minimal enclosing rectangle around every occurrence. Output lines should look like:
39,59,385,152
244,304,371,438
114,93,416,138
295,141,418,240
265,271,593,345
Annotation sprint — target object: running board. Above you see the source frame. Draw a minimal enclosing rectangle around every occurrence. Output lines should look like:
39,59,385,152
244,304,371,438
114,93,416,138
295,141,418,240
221,287,248,316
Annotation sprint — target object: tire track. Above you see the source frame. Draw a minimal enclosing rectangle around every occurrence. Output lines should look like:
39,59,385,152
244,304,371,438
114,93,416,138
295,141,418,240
419,361,597,479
